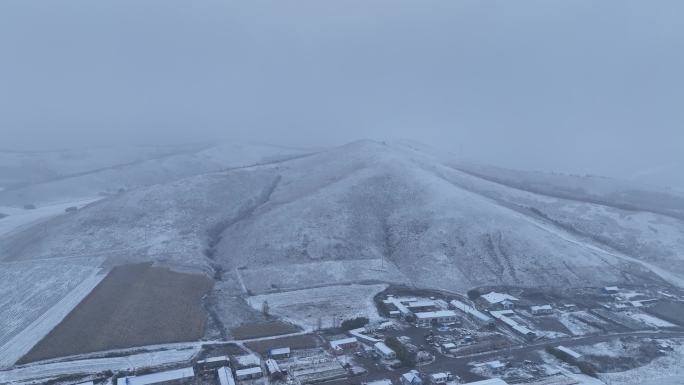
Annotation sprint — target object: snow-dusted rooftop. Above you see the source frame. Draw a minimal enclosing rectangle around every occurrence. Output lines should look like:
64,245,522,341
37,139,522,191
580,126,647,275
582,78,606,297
217,366,236,385
330,337,358,349
451,300,493,323
556,345,583,360
406,300,436,308
366,380,393,385
463,379,509,385
430,372,448,380
199,355,229,364
415,310,457,319
235,366,263,376
270,347,290,356
116,367,195,385
374,342,395,356
481,292,519,304
401,370,421,383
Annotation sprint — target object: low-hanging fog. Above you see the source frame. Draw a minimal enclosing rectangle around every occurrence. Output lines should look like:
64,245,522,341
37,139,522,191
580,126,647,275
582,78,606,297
1,0,683,189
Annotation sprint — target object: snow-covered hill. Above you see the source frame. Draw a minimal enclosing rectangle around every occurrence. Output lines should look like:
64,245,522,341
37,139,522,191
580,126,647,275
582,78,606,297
1,140,683,292
0,143,315,206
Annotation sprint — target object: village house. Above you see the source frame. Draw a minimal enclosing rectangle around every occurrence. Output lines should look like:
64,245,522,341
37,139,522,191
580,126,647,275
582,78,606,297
374,342,397,360
235,366,263,381
329,337,359,354
429,372,449,384
530,305,553,315
196,355,230,373
414,310,458,327
401,370,423,385
269,347,291,359
217,366,236,385
479,292,519,310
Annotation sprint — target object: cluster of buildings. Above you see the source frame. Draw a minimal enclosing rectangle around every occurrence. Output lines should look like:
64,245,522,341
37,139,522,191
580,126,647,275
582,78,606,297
393,369,509,385
383,296,459,327
114,350,284,385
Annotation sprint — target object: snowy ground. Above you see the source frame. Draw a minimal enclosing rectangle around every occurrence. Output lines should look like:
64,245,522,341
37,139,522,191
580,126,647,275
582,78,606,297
624,312,676,328
239,259,407,294
246,284,387,331
573,341,624,358
599,339,684,385
0,345,199,384
0,197,99,238
0,257,105,369
557,311,602,336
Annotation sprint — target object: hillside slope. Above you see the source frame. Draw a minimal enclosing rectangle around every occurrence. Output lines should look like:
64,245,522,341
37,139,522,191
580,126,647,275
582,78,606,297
0,143,314,206
1,140,682,292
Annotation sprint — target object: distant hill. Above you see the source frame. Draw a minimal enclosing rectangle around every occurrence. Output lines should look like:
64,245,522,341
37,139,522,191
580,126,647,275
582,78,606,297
2,140,683,292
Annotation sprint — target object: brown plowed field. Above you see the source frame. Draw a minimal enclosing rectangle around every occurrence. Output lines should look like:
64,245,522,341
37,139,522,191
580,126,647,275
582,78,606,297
19,263,212,363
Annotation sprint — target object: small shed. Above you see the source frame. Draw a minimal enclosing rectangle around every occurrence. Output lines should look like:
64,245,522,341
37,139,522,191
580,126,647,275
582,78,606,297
269,347,291,359
374,342,396,360
235,366,263,381
531,305,553,315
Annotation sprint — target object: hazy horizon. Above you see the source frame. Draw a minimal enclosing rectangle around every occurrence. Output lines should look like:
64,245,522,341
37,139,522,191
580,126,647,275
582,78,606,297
2,0,683,189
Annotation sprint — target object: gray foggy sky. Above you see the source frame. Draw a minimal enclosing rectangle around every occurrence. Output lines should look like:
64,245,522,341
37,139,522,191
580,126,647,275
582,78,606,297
1,0,683,187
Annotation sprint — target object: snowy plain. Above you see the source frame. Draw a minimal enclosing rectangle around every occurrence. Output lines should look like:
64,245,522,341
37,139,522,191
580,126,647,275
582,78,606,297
246,284,387,331
0,346,199,384
0,197,100,237
599,339,684,385
0,258,105,368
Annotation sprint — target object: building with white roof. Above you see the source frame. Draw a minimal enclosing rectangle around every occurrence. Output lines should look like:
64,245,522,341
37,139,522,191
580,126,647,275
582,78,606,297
197,355,230,372
490,310,536,340
450,300,495,326
384,296,413,317
269,347,291,359
531,305,553,315
374,342,396,360
556,345,583,361
217,366,236,385
406,300,437,311
441,342,456,353
401,370,423,385
414,310,457,326
116,367,195,385
329,337,359,353
463,379,509,385
350,327,382,344
235,366,263,380
265,359,282,377
480,292,519,308
365,380,393,385
429,372,449,384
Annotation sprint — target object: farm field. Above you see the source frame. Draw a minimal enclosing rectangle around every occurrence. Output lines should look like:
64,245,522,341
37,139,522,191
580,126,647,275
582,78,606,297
647,301,684,326
230,321,301,340
19,263,212,364
246,284,387,331
0,257,104,368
